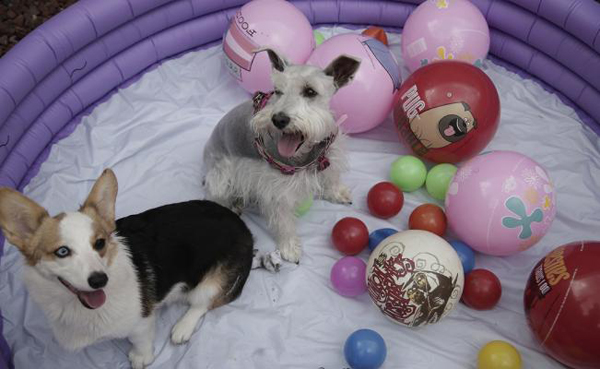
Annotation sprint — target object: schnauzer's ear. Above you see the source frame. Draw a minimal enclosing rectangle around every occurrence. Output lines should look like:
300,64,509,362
264,48,288,72
324,55,361,90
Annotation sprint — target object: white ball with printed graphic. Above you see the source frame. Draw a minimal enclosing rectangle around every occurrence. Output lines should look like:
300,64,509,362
366,230,464,328
222,0,315,94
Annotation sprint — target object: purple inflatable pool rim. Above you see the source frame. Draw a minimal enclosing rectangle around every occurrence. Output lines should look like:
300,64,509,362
0,0,599,367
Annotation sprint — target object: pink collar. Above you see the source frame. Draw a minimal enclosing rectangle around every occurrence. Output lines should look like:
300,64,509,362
252,91,335,175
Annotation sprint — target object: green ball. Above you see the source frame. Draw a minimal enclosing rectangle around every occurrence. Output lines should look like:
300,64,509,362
295,195,313,217
389,155,427,192
425,163,458,200
314,31,325,46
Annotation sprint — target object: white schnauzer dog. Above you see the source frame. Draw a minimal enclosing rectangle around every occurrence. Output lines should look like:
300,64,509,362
203,49,360,266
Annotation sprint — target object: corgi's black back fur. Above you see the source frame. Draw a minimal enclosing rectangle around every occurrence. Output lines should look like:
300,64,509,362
116,200,253,316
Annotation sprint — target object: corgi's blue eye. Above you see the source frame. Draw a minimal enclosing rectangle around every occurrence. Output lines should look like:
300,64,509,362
54,246,71,258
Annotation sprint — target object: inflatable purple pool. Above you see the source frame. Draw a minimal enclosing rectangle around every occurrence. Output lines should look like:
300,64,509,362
0,0,599,368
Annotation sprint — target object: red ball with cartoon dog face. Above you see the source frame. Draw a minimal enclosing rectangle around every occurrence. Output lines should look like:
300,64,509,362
393,60,500,163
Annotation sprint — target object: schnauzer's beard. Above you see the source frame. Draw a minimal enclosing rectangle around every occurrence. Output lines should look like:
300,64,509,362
251,114,338,164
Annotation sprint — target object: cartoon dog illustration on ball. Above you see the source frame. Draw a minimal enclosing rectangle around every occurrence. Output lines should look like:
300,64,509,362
409,102,477,149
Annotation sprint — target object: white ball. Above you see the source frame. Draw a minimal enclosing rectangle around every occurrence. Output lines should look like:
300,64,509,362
366,230,464,327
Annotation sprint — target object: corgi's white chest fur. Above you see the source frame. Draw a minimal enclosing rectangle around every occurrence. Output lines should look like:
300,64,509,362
22,243,142,350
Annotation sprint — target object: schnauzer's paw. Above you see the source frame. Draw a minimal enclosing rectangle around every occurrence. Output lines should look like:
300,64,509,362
129,348,154,369
324,184,353,205
230,198,244,215
252,250,282,272
264,250,283,272
170,320,195,345
279,239,302,264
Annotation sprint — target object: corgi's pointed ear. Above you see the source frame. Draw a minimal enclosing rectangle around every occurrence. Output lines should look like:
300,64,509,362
264,48,288,72
324,55,361,90
82,169,118,225
0,188,49,250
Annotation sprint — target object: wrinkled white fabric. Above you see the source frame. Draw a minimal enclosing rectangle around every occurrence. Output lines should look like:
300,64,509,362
1,27,598,369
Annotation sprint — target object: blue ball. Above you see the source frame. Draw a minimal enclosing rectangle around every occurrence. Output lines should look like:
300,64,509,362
344,329,387,369
449,240,476,274
368,228,398,252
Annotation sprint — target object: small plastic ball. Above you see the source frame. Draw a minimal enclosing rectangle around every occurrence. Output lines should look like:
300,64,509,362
477,341,522,369
462,269,502,310
344,329,387,369
426,163,457,200
314,30,325,46
332,217,369,255
408,203,447,236
295,195,313,217
330,256,367,297
361,26,388,45
449,240,476,274
389,155,427,192
367,182,404,219
368,228,398,252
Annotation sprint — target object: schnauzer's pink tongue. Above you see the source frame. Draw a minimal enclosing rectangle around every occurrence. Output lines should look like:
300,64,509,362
444,126,456,136
79,289,106,309
277,133,303,158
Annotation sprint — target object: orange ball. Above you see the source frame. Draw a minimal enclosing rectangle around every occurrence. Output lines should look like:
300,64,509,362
361,26,388,46
408,203,447,236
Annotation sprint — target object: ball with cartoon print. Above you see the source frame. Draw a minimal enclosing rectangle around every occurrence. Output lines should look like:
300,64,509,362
445,151,556,256
366,230,464,327
524,242,600,369
401,0,490,72
393,60,500,163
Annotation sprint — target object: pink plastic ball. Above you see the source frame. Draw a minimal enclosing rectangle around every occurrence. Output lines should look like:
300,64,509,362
330,256,367,297
445,151,557,256
222,0,315,93
401,0,490,72
307,33,401,134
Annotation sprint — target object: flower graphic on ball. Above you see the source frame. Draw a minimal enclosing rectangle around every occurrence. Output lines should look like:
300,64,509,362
502,197,543,239
436,0,449,9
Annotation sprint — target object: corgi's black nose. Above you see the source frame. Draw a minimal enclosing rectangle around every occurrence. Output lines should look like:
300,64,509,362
88,272,108,289
272,112,290,130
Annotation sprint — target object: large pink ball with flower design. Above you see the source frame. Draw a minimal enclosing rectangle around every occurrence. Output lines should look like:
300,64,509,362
401,0,490,72
445,151,556,256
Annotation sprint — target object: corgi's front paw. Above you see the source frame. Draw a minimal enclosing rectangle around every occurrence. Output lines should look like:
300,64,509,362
129,348,154,369
171,320,195,345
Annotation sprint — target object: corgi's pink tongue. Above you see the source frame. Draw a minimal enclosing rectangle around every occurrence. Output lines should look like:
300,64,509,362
277,133,303,158
78,289,106,309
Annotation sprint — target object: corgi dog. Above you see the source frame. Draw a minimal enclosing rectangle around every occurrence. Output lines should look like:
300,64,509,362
0,169,255,368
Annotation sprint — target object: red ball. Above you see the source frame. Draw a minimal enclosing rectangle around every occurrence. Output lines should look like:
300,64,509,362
408,203,447,236
393,61,500,163
331,217,369,255
367,182,404,219
524,242,600,369
461,269,502,310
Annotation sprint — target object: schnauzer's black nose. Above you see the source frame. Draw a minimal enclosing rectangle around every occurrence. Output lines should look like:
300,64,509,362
88,272,108,289
272,112,290,130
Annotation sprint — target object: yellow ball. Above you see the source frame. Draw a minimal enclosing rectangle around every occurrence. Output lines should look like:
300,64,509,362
478,341,522,369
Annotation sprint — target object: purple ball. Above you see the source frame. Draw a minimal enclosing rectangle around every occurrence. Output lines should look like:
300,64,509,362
330,256,367,297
